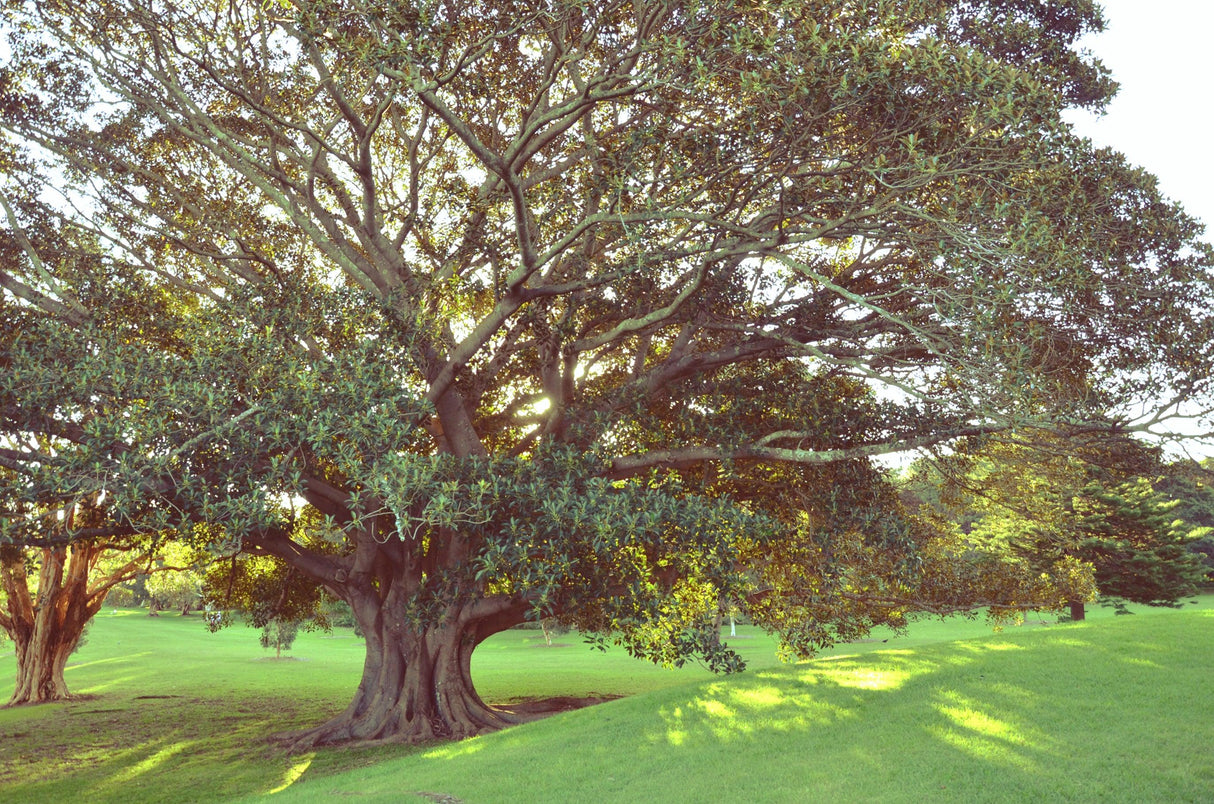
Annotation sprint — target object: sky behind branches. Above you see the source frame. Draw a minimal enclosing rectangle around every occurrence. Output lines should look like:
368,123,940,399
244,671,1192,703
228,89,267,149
1062,1,1214,460
1067,1,1214,237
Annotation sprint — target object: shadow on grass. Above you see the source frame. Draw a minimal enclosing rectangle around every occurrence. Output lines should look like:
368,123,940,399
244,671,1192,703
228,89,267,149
641,627,1212,801
0,691,342,803
296,614,1214,804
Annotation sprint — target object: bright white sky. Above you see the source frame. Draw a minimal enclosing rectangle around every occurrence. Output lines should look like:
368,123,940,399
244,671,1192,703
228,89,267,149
1064,1,1214,458
1066,0,1214,236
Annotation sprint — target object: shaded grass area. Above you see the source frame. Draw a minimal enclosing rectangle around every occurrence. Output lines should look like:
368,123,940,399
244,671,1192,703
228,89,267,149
0,612,362,802
0,610,782,802
0,601,1210,802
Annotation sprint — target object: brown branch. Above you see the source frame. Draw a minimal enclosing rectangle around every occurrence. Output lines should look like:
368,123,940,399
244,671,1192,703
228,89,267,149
606,427,999,479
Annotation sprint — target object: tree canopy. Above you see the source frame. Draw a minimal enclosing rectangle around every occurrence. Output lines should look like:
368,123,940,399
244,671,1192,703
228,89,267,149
1,0,1212,744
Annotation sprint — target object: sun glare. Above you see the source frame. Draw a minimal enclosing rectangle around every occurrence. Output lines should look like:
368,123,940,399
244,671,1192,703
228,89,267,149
268,754,315,795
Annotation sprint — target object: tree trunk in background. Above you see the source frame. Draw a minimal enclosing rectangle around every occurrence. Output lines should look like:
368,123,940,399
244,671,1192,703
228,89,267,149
9,620,82,704
1069,600,1086,621
0,544,106,706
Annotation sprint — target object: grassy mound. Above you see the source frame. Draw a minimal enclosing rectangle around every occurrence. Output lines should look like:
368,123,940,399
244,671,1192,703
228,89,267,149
276,611,1214,803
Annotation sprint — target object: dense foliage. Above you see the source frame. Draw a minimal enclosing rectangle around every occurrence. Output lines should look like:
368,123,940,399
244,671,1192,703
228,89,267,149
912,437,1209,619
2,0,1212,743
1157,459,1214,579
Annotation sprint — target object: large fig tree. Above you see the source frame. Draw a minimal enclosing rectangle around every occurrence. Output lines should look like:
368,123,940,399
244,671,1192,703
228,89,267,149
1,0,1211,745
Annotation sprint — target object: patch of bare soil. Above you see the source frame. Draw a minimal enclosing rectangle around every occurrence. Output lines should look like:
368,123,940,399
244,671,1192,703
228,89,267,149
3,693,100,709
497,695,621,722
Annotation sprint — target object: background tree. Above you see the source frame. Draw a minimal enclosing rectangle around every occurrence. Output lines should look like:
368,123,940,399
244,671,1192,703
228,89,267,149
2,0,1213,746
1062,478,1206,617
260,619,300,660
934,436,1208,620
0,526,208,705
1156,459,1214,580
145,546,208,616
202,510,341,638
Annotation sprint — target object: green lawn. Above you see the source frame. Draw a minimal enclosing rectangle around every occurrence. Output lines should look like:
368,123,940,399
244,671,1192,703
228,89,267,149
1,601,1212,802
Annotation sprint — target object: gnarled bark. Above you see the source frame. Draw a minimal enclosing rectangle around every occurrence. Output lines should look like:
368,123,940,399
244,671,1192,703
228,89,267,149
249,516,529,749
277,586,530,750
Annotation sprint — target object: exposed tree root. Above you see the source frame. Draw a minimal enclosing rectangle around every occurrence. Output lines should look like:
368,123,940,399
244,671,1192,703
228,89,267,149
270,695,618,753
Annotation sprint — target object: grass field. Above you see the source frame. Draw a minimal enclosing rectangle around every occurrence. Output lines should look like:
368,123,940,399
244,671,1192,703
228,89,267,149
1,601,1212,802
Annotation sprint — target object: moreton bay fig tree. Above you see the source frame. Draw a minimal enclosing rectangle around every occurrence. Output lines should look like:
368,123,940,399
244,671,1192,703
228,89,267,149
2,1,1212,745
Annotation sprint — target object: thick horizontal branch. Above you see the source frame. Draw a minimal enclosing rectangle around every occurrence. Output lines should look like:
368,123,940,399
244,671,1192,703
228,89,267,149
0,524,141,549
604,428,998,479
242,528,349,591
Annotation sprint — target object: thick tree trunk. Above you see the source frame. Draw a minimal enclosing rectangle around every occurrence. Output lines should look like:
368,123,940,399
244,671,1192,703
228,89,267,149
1,544,103,706
278,593,527,750
8,624,83,704
1069,600,1086,621
274,466,530,749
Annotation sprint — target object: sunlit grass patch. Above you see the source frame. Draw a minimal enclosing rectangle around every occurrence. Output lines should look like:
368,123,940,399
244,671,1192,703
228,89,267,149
267,754,315,796
289,609,1214,803
930,689,1049,772
808,663,915,690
